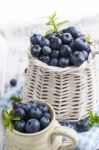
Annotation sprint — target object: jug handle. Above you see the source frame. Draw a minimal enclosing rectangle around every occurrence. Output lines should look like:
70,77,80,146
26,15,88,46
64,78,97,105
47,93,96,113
52,126,79,150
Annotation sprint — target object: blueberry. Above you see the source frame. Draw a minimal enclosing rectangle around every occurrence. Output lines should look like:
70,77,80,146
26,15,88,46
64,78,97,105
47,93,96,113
42,46,52,55
38,104,49,113
46,32,57,40
76,119,90,132
59,58,70,67
60,45,72,57
10,79,17,87
50,37,62,49
82,50,88,60
14,120,25,132
13,103,22,110
30,108,42,119
56,33,62,39
25,119,40,133
50,58,58,66
73,38,91,53
43,113,51,120
40,117,50,129
24,68,27,74
22,103,32,113
70,51,85,66
51,50,59,58
31,45,41,58
40,38,50,47
39,55,50,65
14,108,26,119
63,26,82,39
66,122,77,131
30,34,42,45
61,33,73,44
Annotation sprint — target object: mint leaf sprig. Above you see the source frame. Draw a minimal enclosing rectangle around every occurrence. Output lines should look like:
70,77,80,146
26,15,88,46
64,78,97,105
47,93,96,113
10,96,21,105
88,111,99,129
84,34,94,45
46,12,69,35
3,110,20,132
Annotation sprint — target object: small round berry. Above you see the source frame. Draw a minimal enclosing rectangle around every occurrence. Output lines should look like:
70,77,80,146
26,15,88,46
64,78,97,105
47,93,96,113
30,108,42,119
30,34,42,45
14,120,25,132
40,117,50,129
10,79,17,87
70,51,85,66
31,45,41,58
39,55,50,65
42,46,52,55
25,119,40,133
51,50,59,58
14,108,26,119
50,58,58,66
59,58,70,67
60,45,72,57
61,33,73,44
40,38,50,47
50,37,62,49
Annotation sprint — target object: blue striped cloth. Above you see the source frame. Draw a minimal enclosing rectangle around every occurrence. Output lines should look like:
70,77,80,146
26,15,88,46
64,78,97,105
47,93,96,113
3,81,99,150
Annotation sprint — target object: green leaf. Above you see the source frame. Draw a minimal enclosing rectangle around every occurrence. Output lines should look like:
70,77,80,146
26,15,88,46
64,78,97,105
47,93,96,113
11,116,21,121
4,120,10,128
10,96,21,103
9,122,14,132
51,12,57,19
46,29,55,35
57,20,69,27
3,110,10,121
84,35,94,45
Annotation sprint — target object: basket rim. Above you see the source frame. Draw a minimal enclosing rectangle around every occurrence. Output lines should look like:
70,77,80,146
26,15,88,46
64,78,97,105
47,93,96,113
28,45,96,72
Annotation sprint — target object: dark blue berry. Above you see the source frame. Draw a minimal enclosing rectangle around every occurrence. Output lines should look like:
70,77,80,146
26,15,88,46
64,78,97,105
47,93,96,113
25,119,40,133
30,34,42,45
51,50,59,58
40,38,50,47
30,108,42,119
60,45,72,57
50,58,58,66
50,37,62,49
10,79,17,87
39,55,50,65
43,113,51,120
14,120,25,132
40,117,50,129
73,38,91,53
38,104,49,113
61,33,73,44
70,51,85,66
42,46,51,55
82,50,88,60
14,108,26,119
31,45,41,58
46,32,57,40
59,58,70,67
63,26,82,39
13,103,22,110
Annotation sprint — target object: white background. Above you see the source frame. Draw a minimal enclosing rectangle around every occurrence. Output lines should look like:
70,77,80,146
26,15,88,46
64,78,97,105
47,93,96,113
0,0,99,25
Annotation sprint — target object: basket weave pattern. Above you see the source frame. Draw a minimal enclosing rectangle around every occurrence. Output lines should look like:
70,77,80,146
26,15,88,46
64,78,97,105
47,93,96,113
23,52,97,121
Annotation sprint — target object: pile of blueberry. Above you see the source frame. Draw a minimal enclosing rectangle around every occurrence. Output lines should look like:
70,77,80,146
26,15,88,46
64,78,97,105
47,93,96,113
61,118,90,133
12,101,52,133
30,26,91,67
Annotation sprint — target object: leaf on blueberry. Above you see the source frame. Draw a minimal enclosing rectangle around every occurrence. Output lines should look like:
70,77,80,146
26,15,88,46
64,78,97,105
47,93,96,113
84,35,94,45
10,96,21,104
46,12,69,34
3,110,21,132
88,111,99,129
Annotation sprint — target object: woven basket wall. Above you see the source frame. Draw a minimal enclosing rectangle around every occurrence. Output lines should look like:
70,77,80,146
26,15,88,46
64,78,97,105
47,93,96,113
23,49,98,122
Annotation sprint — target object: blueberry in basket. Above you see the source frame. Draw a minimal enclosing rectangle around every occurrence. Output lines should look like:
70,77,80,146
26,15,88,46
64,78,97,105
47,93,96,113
30,12,93,67
3,96,52,133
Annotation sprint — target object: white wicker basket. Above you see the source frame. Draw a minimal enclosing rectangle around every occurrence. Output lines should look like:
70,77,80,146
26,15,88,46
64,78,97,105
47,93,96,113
23,48,98,122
